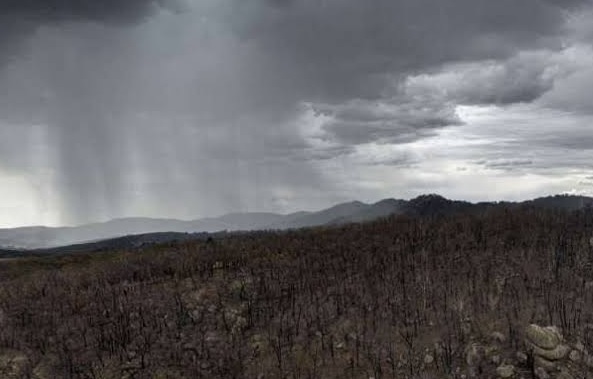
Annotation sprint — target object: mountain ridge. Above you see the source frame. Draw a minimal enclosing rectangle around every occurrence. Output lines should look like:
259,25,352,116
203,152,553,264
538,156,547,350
1,194,592,250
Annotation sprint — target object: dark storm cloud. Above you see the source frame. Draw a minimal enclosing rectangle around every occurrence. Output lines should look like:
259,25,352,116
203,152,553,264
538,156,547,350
2,0,585,125
221,0,589,156
313,99,461,146
0,0,178,67
0,0,174,23
406,53,560,107
0,0,167,55
234,0,586,103
0,0,590,224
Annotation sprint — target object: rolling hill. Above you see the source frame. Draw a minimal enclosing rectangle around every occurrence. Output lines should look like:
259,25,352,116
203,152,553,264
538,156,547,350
1,194,592,250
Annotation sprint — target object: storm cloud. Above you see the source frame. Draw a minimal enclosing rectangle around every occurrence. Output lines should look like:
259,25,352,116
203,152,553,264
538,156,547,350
0,0,186,37
0,0,592,226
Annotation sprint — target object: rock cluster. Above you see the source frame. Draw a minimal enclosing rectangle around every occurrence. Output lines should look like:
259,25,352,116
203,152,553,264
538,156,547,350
519,324,593,379
524,324,570,370
464,324,593,378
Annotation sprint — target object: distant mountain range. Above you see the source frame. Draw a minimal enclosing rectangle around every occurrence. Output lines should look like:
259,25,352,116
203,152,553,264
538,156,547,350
1,194,593,251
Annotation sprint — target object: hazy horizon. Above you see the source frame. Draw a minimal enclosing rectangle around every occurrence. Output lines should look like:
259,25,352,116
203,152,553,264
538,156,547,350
1,1,593,228
1,191,589,229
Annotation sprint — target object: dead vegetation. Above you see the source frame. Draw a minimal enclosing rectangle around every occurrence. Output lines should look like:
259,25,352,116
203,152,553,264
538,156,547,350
1,206,593,378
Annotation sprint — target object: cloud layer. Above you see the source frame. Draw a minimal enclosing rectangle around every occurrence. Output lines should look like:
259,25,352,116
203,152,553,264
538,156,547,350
0,0,592,226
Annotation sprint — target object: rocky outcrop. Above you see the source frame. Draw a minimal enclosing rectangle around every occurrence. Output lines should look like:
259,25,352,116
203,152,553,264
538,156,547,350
435,324,593,378
532,343,570,361
519,324,593,379
525,325,563,350
524,324,569,370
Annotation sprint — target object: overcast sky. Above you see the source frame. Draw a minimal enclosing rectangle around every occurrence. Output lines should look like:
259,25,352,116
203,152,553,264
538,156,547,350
1,0,593,227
